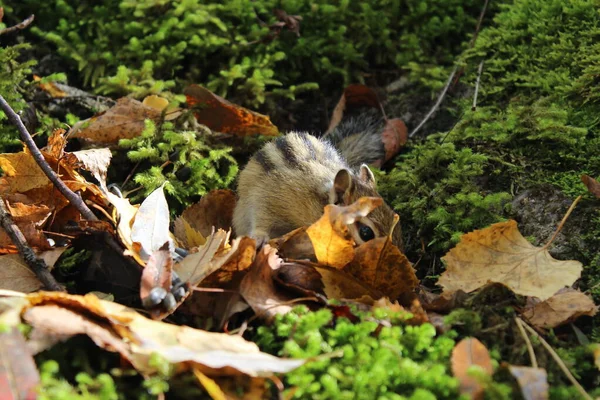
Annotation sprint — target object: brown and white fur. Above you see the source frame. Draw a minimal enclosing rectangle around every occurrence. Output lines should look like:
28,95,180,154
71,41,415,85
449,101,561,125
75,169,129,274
233,129,402,249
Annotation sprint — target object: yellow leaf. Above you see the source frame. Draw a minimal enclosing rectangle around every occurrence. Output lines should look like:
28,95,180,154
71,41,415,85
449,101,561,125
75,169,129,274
193,368,227,400
438,220,582,301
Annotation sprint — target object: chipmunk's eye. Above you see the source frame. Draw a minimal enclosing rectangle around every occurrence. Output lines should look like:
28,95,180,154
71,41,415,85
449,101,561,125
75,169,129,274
358,223,375,242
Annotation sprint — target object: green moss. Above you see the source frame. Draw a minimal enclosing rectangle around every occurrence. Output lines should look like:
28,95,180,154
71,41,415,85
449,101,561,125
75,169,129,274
12,0,485,107
254,306,470,400
378,141,511,256
118,119,238,210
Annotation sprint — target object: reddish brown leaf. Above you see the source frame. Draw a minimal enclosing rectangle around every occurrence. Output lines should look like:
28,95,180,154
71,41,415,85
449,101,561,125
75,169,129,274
326,84,381,134
184,85,279,137
0,328,40,400
381,118,407,164
451,338,493,400
239,245,295,319
582,175,600,198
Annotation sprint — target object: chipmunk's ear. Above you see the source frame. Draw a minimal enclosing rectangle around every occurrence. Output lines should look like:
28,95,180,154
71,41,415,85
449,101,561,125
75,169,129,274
359,164,376,187
330,169,353,205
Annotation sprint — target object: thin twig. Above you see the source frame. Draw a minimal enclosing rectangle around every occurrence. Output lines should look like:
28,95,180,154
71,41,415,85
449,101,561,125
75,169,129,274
518,318,592,400
0,95,98,221
514,317,538,368
409,65,458,138
451,0,490,87
0,14,34,36
472,61,484,111
544,195,581,249
0,197,63,291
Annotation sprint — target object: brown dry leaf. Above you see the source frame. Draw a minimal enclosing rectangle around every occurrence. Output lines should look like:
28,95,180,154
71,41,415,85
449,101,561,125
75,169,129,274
177,189,236,240
313,263,383,300
44,128,68,158
581,175,600,198
184,85,279,137
521,288,597,329
173,229,231,287
344,237,417,300
274,263,326,299
306,197,383,269
0,148,51,193
69,97,162,144
419,287,469,313
0,221,51,253
507,366,548,400
6,202,51,226
239,245,295,319
438,220,583,301
174,217,207,248
451,338,493,400
0,254,44,293
201,236,256,285
326,84,381,134
0,327,40,400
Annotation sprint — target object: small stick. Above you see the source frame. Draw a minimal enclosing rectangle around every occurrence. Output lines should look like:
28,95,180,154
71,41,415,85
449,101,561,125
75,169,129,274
472,61,484,111
0,95,98,221
409,65,458,138
0,197,63,291
0,14,34,36
544,195,581,249
518,318,592,400
514,317,538,368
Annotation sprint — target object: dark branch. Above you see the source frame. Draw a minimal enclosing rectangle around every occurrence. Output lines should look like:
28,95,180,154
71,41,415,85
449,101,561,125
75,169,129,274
0,197,63,291
0,95,98,221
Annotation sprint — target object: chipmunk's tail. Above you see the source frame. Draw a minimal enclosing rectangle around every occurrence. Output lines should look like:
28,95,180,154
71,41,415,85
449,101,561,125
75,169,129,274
322,112,386,168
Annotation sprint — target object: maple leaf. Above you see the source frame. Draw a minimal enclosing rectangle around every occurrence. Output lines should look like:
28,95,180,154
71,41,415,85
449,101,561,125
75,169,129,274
438,220,582,301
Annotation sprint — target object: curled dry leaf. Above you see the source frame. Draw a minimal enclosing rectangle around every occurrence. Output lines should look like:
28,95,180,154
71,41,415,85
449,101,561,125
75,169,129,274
507,366,548,400
140,242,173,319
521,288,597,329
69,97,162,144
173,229,230,287
239,245,295,320
451,338,493,400
344,237,417,300
184,85,279,137
438,220,583,301
381,118,408,164
4,291,306,378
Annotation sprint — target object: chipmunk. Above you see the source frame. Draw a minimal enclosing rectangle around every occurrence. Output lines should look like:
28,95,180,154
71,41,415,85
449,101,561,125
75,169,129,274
232,116,403,249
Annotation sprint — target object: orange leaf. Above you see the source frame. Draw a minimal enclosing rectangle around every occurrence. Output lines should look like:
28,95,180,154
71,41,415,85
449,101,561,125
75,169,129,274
184,85,279,137
451,338,493,400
